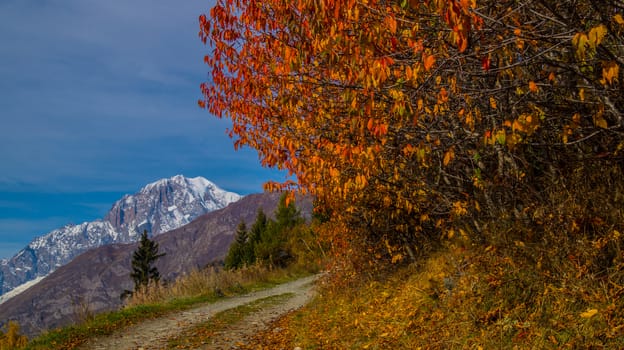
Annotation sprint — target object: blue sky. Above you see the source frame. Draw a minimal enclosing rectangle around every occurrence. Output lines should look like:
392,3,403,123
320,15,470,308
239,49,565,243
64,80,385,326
0,0,285,259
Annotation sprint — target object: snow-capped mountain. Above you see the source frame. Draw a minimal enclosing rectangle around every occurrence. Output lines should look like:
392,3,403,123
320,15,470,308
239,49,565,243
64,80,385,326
0,175,241,300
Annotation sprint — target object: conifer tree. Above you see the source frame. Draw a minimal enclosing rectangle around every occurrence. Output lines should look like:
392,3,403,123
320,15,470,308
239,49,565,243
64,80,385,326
224,221,248,269
130,230,165,291
255,195,302,267
274,194,303,230
249,208,268,247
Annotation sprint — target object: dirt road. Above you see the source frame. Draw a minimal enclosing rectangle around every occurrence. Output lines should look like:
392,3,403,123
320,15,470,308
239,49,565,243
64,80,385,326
80,275,319,350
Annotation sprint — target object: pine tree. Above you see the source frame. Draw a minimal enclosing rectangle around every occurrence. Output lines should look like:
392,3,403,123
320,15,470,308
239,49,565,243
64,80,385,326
255,194,302,267
249,208,267,247
273,194,303,230
130,230,165,291
224,221,248,269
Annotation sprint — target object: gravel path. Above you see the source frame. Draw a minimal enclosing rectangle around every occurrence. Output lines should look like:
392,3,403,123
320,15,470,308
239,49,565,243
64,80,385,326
80,275,319,350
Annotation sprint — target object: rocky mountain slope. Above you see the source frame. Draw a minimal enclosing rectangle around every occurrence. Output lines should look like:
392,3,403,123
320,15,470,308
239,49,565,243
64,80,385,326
0,192,312,337
0,175,241,300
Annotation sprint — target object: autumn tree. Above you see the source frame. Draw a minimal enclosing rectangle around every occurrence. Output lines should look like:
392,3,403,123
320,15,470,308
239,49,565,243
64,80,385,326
0,321,27,350
200,0,623,262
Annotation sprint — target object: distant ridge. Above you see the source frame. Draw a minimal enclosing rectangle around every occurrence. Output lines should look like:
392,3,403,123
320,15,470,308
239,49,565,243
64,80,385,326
0,175,241,301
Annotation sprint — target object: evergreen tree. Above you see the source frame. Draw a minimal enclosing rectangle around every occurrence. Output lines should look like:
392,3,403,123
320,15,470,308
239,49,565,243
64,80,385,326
130,230,165,291
249,208,268,246
235,221,248,245
224,197,307,270
273,194,303,230
224,221,248,269
255,194,302,267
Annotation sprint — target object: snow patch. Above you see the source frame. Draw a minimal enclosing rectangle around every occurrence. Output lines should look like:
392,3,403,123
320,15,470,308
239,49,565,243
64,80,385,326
0,277,45,305
167,205,177,212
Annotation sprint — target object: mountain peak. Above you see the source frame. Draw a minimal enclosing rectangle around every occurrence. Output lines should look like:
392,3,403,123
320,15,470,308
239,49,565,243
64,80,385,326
0,176,241,299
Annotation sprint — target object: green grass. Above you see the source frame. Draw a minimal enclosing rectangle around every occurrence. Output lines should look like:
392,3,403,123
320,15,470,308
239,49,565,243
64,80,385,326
24,298,217,350
166,293,295,349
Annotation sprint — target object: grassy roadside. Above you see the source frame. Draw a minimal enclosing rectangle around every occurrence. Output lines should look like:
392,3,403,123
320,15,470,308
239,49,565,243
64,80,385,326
245,233,624,349
24,265,314,350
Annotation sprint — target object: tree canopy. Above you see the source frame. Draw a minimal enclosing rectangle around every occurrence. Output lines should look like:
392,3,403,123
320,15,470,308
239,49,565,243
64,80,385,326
200,0,623,262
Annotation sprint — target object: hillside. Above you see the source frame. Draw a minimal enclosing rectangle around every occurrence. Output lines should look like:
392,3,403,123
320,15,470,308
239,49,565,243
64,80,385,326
243,231,624,349
0,192,312,337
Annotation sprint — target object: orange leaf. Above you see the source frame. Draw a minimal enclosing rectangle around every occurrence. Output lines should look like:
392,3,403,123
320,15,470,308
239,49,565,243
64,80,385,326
423,54,436,71
443,148,454,166
489,97,497,109
385,15,397,34
528,81,538,92
548,72,556,82
367,118,374,131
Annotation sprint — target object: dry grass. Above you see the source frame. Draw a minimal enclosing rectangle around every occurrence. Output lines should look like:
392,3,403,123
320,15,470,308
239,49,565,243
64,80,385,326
247,228,624,349
126,263,305,307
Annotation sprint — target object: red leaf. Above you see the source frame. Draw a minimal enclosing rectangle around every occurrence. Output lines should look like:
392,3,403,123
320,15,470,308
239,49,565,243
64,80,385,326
481,57,490,71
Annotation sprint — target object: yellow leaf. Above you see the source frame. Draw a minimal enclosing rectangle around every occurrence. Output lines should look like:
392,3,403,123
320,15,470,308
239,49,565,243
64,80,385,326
579,88,585,101
601,61,620,85
588,25,607,49
489,96,497,109
614,14,624,25
391,253,404,264
572,33,588,58
580,308,598,319
594,115,608,129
